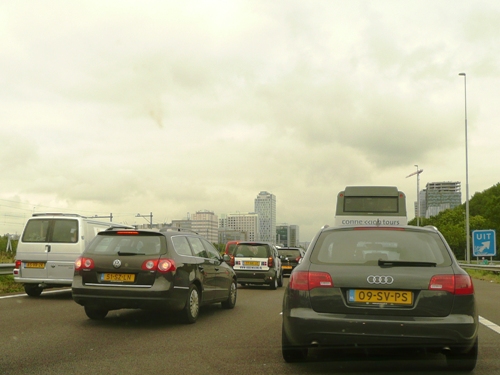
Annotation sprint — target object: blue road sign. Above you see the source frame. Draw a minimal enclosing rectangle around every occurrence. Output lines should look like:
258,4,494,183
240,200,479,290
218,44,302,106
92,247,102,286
472,230,496,257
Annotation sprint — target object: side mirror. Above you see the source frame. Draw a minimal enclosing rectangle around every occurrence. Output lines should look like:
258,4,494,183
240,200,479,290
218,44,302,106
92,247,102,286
222,254,231,263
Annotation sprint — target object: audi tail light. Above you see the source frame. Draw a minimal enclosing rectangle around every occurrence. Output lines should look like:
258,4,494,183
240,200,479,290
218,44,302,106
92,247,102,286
428,274,474,295
289,271,333,291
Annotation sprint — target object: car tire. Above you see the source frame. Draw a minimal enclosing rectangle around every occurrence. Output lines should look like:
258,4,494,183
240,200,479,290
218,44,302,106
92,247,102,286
84,306,108,320
24,284,43,297
282,324,307,362
445,337,478,371
277,269,283,287
221,280,237,309
181,284,200,324
269,275,278,290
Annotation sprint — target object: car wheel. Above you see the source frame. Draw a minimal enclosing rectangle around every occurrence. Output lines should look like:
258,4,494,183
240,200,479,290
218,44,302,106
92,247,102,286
221,280,237,309
445,337,478,371
269,275,278,290
24,284,43,297
277,269,284,287
84,306,108,320
181,284,200,324
282,324,307,362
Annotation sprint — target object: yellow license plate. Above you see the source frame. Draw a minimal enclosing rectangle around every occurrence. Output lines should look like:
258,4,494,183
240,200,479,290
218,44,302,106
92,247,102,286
25,262,45,269
102,273,136,282
283,266,293,269
349,289,412,305
244,261,260,266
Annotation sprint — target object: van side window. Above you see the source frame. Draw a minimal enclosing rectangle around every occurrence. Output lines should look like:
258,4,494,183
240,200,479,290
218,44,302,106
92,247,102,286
22,220,50,242
52,220,79,243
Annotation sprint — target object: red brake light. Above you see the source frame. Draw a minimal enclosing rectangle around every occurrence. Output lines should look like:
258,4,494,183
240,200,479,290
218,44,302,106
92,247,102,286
141,259,176,273
75,257,94,271
268,256,273,268
289,271,333,291
117,231,139,235
15,260,22,269
229,255,235,267
295,256,301,262
428,274,474,295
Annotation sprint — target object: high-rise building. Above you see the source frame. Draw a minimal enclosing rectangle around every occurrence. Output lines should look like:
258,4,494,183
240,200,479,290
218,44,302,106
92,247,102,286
190,210,219,243
225,212,259,242
276,224,300,247
254,191,276,243
289,225,299,247
424,181,462,218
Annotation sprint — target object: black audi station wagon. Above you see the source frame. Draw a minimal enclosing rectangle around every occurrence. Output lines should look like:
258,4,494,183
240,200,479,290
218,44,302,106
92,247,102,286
72,228,237,323
282,225,478,372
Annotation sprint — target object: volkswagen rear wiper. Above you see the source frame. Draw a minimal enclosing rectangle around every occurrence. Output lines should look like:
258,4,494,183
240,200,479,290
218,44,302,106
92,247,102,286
378,260,437,268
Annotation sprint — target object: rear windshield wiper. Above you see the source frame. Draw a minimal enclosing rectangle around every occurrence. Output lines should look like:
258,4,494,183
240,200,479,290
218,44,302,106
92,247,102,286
378,260,437,268
117,251,146,256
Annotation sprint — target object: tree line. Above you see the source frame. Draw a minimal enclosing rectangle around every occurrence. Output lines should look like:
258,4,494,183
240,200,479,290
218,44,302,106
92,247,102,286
408,182,500,261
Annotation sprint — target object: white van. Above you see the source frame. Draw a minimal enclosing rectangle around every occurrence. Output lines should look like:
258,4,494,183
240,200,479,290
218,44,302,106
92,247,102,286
14,213,131,296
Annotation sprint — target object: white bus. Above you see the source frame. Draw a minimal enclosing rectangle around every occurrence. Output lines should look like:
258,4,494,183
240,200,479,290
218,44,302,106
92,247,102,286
335,186,407,227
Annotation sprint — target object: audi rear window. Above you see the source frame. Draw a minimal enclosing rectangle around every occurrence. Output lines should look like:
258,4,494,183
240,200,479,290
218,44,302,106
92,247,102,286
310,229,452,266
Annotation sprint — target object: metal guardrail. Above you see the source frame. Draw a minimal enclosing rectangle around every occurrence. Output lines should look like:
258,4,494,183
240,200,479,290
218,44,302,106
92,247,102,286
458,263,500,273
0,263,15,276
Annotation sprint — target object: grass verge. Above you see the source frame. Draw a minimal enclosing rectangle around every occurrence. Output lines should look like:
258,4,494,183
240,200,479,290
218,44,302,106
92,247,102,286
0,275,25,294
466,269,500,284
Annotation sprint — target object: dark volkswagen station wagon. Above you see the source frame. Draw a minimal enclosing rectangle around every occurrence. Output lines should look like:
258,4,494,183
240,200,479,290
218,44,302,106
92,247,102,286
282,225,478,371
72,228,237,323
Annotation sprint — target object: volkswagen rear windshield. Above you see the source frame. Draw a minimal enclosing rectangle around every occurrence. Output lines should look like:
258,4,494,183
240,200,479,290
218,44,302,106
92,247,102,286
87,234,166,255
310,228,452,266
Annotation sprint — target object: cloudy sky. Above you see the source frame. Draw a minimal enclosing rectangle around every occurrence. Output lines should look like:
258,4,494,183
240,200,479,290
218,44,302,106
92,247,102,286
1,1,499,241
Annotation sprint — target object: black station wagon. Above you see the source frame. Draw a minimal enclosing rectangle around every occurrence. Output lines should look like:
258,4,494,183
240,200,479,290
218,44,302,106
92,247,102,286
72,228,237,323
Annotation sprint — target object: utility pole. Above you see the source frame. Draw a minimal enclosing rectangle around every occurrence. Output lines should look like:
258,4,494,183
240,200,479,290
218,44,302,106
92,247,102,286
406,166,424,226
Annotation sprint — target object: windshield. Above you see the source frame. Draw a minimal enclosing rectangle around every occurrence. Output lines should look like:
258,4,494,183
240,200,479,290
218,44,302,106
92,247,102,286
87,234,164,255
233,244,270,258
311,228,452,266
278,249,301,258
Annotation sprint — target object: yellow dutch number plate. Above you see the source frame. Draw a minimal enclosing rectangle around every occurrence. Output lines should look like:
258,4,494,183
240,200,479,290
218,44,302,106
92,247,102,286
25,262,45,269
349,289,413,305
244,261,260,266
102,273,136,282
282,266,293,269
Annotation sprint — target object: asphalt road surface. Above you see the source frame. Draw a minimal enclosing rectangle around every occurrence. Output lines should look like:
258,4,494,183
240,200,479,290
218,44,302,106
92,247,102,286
1,278,499,375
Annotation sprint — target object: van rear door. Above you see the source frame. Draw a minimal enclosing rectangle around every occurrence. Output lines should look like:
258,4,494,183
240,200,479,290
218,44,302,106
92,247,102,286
45,218,81,281
17,218,50,280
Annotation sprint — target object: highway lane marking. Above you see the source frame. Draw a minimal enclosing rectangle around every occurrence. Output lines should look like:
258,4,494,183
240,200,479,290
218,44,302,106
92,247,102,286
0,289,70,300
479,316,500,334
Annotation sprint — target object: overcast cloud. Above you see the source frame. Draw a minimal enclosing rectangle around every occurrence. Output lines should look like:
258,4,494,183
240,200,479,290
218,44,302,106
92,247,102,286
1,1,499,241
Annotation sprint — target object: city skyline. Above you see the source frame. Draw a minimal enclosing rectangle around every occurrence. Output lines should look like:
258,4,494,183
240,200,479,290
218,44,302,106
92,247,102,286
1,2,500,242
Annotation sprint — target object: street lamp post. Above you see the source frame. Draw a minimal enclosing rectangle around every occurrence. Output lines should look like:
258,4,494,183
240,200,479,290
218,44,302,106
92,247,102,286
459,72,470,263
406,166,423,226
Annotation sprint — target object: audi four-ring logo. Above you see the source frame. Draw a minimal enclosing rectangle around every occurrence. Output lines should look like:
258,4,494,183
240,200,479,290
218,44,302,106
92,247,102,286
367,275,394,284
